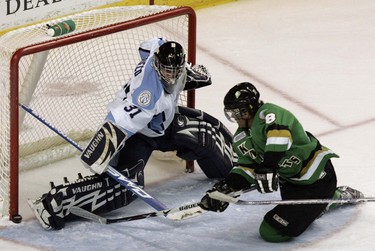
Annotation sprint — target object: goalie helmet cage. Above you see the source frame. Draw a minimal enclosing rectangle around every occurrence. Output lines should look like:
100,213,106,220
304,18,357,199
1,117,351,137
0,5,196,221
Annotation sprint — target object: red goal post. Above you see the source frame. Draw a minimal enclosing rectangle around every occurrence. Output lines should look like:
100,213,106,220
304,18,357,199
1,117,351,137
0,6,196,221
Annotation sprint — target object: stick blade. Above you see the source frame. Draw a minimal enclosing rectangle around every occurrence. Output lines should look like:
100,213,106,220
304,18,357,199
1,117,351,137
165,203,207,220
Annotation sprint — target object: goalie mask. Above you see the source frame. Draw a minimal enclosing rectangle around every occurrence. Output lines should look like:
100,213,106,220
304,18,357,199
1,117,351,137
154,41,185,94
223,82,263,122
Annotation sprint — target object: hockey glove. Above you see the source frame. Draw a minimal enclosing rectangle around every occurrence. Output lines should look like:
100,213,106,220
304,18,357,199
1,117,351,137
200,180,232,212
185,64,212,90
254,166,279,193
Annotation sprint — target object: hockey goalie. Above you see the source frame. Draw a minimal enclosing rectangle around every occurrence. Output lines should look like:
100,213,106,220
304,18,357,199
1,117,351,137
28,37,236,230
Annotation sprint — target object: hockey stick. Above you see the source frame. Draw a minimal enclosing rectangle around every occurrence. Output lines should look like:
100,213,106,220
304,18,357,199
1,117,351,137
70,186,257,224
20,104,168,211
69,202,204,224
209,190,375,205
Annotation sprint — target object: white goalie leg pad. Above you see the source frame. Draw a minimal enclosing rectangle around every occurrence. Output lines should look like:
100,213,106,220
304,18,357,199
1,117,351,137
81,121,127,174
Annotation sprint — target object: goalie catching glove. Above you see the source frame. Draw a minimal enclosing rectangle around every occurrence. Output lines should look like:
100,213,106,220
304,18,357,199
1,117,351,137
80,120,127,174
184,64,212,90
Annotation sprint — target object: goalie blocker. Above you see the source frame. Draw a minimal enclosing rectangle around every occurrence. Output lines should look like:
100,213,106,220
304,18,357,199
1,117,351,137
29,107,235,230
80,120,127,174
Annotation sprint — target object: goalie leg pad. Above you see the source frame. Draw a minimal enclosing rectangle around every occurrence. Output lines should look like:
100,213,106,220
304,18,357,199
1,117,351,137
172,108,235,178
81,120,128,174
27,192,64,230
29,172,140,230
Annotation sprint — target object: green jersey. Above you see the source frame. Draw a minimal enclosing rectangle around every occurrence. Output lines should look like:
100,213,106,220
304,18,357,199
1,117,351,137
230,103,338,185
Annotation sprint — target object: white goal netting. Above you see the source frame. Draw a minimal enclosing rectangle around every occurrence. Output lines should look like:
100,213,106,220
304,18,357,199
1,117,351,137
0,5,195,219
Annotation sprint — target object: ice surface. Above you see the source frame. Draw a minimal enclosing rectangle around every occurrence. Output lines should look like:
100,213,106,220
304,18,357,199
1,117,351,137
1,0,375,250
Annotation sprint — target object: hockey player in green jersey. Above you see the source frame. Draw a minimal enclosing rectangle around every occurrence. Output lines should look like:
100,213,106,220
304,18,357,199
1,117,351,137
200,82,363,242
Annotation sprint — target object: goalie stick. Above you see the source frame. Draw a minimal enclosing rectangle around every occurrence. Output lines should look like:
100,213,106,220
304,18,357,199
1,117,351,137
20,104,168,211
69,202,204,224
69,186,257,224
209,190,375,205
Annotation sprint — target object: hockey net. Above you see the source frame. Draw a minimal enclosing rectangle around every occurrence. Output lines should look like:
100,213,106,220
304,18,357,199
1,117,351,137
0,5,196,221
